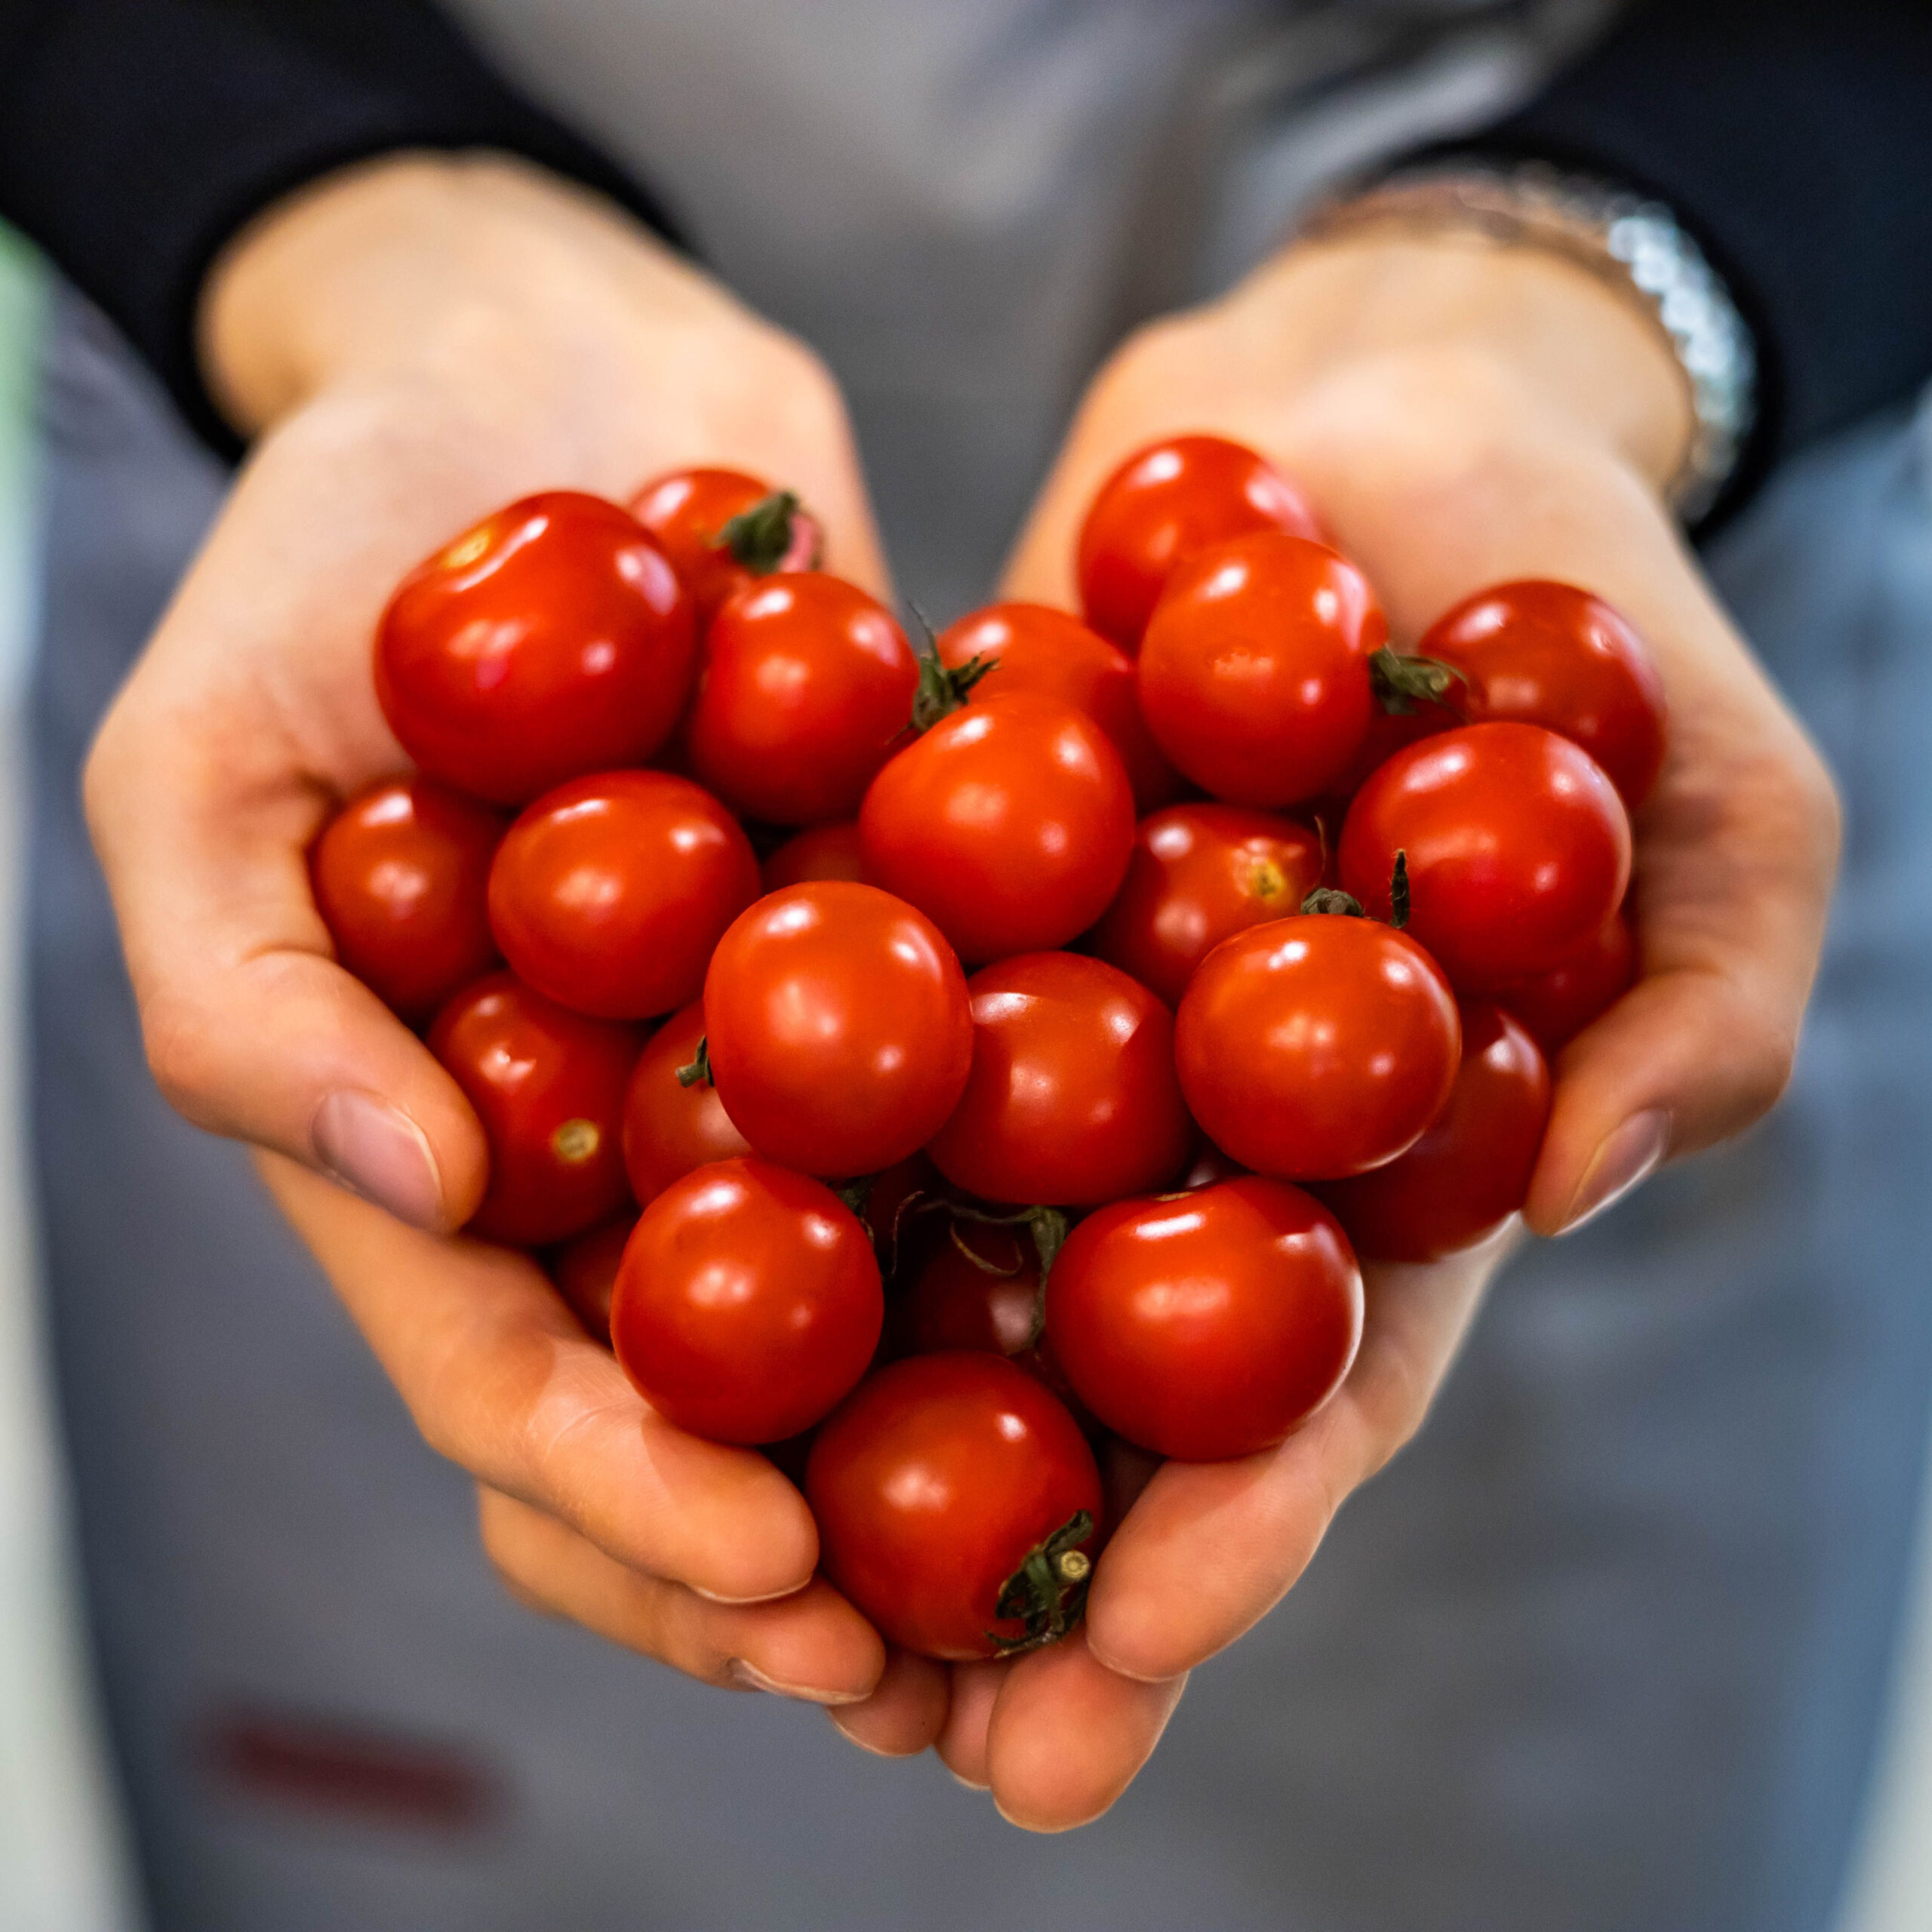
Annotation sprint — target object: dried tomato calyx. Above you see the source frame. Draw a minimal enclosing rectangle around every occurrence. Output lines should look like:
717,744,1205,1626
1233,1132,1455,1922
713,490,817,574
988,1510,1097,1657
1369,645,1466,716
1303,850,1409,929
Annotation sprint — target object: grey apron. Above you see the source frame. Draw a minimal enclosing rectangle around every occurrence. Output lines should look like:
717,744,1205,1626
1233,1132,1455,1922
27,5,1932,1926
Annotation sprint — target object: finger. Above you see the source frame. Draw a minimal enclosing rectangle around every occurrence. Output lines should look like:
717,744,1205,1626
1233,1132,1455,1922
984,1630,1188,1832
935,1660,1005,1789
1084,1235,1500,1683
263,1154,820,1601
478,1487,881,1703
826,1648,951,1758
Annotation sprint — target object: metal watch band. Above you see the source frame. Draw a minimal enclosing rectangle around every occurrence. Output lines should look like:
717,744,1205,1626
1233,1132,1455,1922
1299,164,1757,523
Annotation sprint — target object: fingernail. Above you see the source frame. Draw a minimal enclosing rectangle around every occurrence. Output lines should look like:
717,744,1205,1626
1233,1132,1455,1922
827,1714,900,1758
1557,1108,1669,1235
726,1659,867,1705
312,1090,445,1230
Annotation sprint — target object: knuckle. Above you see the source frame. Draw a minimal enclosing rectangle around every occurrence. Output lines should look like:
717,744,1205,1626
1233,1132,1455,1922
138,987,228,1125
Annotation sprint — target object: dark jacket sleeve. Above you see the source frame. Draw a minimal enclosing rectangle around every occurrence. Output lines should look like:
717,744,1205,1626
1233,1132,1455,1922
0,0,680,456
1449,0,1932,513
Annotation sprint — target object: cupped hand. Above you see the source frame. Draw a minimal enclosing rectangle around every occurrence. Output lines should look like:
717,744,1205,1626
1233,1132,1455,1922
843,234,1841,1825
83,152,891,1704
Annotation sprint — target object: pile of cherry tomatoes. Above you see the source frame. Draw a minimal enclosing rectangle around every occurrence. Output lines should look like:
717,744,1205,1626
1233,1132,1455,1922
313,435,1660,1661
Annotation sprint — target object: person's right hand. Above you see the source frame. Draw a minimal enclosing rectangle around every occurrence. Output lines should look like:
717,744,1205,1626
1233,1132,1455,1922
82,152,902,1712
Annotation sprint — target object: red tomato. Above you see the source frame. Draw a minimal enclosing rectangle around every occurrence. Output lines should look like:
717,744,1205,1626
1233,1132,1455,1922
1047,1177,1362,1460
611,1157,882,1444
687,574,918,825
1175,915,1460,1180
429,971,641,1246
1318,1004,1551,1262
376,492,695,804
851,1153,940,1276
1338,721,1632,991
1490,908,1636,1054
859,691,1136,962
937,602,1178,811
549,1211,635,1344
806,1353,1103,1660
1319,691,1457,806
1091,802,1324,1006
703,881,973,1177
310,776,504,1021
629,466,820,626
1418,580,1668,807
620,1000,751,1205
1076,434,1320,651
885,1221,1090,1418
487,771,758,1020
1137,531,1386,808
760,821,866,892
926,952,1193,1206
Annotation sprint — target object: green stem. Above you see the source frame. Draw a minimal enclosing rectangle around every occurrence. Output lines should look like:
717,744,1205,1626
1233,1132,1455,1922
713,490,814,574
1369,645,1467,717
987,1510,1097,1656
675,1035,713,1089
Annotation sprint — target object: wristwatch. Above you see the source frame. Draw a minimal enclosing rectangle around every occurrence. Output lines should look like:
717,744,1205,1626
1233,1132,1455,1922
1299,163,1757,523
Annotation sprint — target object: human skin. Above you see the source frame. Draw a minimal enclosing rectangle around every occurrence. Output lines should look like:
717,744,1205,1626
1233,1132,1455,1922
82,157,1838,1825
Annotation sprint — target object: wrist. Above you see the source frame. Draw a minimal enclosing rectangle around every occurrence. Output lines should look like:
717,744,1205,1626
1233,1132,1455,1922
1229,235,1693,496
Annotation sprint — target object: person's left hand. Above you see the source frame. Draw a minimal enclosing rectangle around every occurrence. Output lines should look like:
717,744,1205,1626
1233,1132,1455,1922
825,231,1840,1827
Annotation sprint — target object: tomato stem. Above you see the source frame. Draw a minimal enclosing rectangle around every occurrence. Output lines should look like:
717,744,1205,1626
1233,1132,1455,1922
1369,645,1466,716
1391,848,1411,931
675,1035,713,1088
906,605,991,732
712,490,817,574
988,1509,1097,1656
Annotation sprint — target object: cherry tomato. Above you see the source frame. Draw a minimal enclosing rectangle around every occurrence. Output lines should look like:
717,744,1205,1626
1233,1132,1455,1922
629,466,820,626
1047,1177,1362,1460
487,771,758,1021
1091,802,1324,1006
687,574,918,825
703,881,973,1177
926,952,1193,1206
620,999,751,1206
1076,434,1321,651
611,1157,882,1444
1491,908,1636,1054
1338,721,1632,991
548,1212,635,1344
1175,915,1460,1180
309,776,505,1021
937,602,1178,811
851,1153,940,1278
376,491,695,804
760,821,866,892
1137,531,1386,808
1317,1004,1551,1262
429,971,641,1246
806,1353,1103,1660
1319,692,1457,807
859,691,1136,962
1418,580,1668,807
885,1220,1091,1417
